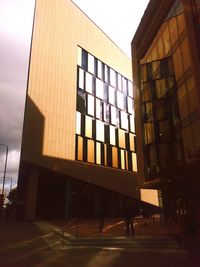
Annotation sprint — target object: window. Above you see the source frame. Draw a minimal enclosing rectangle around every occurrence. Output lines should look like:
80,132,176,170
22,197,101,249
118,128,126,149
120,111,128,130
76,111,81,135
87,139,94,163
128,81,133,97
104,65,108,82
77,46,82,66
129,115,135,133
109,125,116,146
118,74,122,91
142,82,152,102
127,97,134,114
129,133,135,151
77,136,83,160
108,86,115,105
78,68,84,90
96,98,102,119
110,68,116,87
85,115,93,138
87,94,94,116
85,72,93,93
82,49,87,70
112,147,118,168
120,149,125,169
131,152,137,172
96,120,105,142
97,60,103,79
96,142,101,164
88,54,95,74
116,90,124,110
96,78,104,99
144,123,155,144
110,106,117,125
122,78,127,93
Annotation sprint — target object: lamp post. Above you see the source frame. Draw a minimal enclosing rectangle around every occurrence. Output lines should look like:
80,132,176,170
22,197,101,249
0,144,8,195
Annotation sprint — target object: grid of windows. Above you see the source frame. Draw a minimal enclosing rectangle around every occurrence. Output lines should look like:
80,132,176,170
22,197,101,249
76,47,137,172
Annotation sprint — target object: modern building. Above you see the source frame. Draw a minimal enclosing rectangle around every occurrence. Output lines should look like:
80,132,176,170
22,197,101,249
17,0,142,221
132,0,200,196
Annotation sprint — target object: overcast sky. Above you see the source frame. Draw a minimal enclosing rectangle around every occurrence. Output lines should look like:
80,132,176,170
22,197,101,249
0,0,149,192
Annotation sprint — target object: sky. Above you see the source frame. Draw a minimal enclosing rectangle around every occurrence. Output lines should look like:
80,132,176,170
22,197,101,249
0,0,149,192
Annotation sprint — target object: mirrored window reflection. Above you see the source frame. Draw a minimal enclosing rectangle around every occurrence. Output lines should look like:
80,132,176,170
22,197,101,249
109,125,116,145
120,149,125,169
108,86,115,105
78,68,84,90
77,46,82,66
96,120,105,142
104,65,108,82
96,78,104,99
96,142,101,164
144,123,155,144
85,115,93,138
87,139,94,163
77,136,83,160
117,90,124,110
87,94,94,116
76,111,81,135
127,97,134,114
88,54,95,74
110,106,117,125
96,98,102,119
97,60,103,79
118,129,126,149
112,147,118,168
125,151,129,170
85,72,93,94
120,111,128,130
103,102,107,122
128,81,133,97
129,133,135,151
110,68,116,87
118,74,122,91
131,152,138,172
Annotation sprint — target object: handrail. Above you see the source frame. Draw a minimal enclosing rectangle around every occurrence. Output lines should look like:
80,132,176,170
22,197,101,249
168,218,185,249
62,217,77,243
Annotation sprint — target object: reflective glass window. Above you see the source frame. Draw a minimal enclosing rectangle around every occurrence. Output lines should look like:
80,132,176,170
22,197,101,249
96,98,102,119
87,139,94,163
96,142,101,164
120,111,128,130
77,136,83,161
104,144,107,165
177,84,189,119
131,152,138,172
122,78,127,93
128,81,133,97
110,68,116,87
109,125,116,146
103,102,107,122
116,90,124,110
181,37,192,72
162,24,171,56
104,65,108,82
96,78,104,99
118,74,122,91
110,106,117,125
78,68,84,90
156,79,167,99
120,149,125,169
88,53,95,74
85,115,93,138
127,97,134,114
97,60,103,79
85,72,93,93
118,128,126,149
87,94,94,116
129,133,135,151
108,86,115,105
142,82,152,102
96,120,105,142
76,111,81,135
112,147,118,168
144,123,155,144
129,115,135,133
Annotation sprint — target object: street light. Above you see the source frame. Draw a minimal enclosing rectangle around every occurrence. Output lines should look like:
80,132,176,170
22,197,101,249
0,144,8,195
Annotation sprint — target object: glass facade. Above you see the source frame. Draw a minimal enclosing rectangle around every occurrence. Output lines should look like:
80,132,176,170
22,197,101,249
140,0,200,179
76,47,137,171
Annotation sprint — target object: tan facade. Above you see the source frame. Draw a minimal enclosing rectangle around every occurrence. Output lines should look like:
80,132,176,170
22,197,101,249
20,0,140,202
